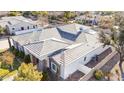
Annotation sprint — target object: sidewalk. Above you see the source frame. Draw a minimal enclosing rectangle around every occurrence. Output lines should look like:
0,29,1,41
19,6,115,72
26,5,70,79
0,38,9,50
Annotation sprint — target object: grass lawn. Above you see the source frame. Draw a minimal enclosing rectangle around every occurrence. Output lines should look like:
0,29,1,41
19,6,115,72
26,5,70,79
0,49,4,53
0,49,7,53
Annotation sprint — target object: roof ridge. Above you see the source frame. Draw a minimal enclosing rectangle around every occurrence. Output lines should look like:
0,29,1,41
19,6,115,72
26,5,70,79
50,38,70,45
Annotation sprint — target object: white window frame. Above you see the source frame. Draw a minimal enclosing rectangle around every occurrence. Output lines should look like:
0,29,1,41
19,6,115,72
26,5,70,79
51,62,57,73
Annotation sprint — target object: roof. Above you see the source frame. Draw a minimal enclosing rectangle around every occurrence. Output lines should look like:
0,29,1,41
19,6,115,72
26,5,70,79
24,38,70,57
1,16,36,26
57,23,94,43
57,23,89,35
51,27,100,65
52,42,102,65
12,23,97,45
11,27,62,45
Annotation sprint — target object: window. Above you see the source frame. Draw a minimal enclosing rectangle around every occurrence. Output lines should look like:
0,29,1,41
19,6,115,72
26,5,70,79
51,62,57,72
52,64,56,70
21,27,24,30
33,25,35,29
12,28,15,30
84,57,86,61
27,26,29,29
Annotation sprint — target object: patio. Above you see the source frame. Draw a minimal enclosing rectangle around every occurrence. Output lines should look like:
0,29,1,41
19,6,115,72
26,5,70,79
85,47,112,68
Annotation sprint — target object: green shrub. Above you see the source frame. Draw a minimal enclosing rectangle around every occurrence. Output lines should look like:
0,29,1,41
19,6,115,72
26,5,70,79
42,72,49,81
10,46,15,52
94,70,104,80
15,50,19,57
2,70,17,80
24,55,31,64
19,51,25,59
0,69,10,79
1,62,11,69
13,48,17,55
8,11,21,16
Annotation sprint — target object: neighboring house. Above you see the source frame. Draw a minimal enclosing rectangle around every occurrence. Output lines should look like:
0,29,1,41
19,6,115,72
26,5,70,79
11,23,111,80
0,16,41,35
75,15,99,25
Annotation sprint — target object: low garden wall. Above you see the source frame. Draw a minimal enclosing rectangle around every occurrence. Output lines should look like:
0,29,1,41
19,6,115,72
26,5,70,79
79,51,117,81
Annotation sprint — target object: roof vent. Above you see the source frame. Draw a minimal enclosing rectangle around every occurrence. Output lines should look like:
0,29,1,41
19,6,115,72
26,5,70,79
80,27,83,31
8,21,12,25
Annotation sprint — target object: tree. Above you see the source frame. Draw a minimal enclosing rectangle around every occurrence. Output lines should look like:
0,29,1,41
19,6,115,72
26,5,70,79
94,70,104,80
99,16,115,29
63,11,76,22
24,55,31,64
31,11,48,17
14,63,43,81
99,16,124,79
8,11,22,16
0,26,5,34
1,51,15,70
31,11,48,26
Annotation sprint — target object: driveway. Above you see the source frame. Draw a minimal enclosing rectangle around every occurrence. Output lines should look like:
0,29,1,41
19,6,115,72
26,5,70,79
0,38,9,50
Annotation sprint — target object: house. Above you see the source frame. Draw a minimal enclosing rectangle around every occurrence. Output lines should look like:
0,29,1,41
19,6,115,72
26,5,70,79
24,38,70,71
11,27,62,52
0,16,40,35
75,15,99,25
11,23,111,80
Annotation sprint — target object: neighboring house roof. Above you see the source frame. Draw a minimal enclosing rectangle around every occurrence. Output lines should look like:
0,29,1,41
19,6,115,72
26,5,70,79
0,20,9,28
24,38,70,58
11,28,63,45
1,16,36,26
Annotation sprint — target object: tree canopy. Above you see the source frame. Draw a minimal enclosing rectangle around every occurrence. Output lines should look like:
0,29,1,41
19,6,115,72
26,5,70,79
14,63,43,81
99,14,124,78
8,11,22,16
31,11,48,17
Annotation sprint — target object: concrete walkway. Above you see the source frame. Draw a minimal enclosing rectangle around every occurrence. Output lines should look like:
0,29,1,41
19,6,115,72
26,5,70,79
0,38,13,50
0,38,9,50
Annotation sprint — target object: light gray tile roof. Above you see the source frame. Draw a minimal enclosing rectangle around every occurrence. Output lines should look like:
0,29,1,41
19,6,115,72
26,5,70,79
12,23,95,45
57,23,89,35
1,16,36,26
11,28,62,45
52,29,101,65
52,42,102,65
24,38,70,57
